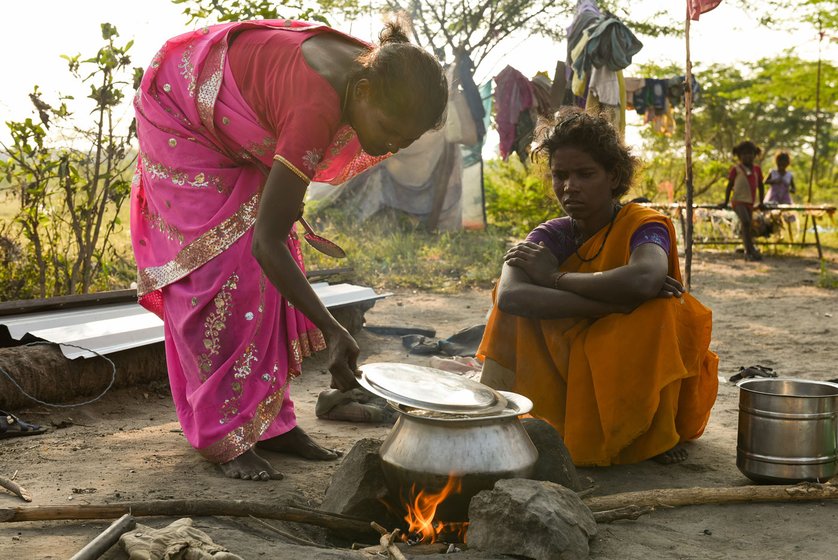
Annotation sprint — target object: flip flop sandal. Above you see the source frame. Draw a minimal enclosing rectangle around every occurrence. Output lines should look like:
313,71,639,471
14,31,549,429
729,364,777,383
0,410,46,439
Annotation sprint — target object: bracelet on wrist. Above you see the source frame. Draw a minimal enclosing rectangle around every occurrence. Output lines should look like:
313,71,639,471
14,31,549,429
553,271,568,290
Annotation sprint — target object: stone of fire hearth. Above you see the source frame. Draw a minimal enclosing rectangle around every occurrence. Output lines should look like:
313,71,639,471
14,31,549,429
521,418,582,491
320,438,402,532
467,479,597,560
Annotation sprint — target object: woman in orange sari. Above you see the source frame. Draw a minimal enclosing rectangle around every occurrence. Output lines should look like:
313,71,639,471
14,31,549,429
478,109,718,466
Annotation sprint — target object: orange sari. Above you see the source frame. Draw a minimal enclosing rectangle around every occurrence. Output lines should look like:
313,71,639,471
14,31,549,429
477,204,719,466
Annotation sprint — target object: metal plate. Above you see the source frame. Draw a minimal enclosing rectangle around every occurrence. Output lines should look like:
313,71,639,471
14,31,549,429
358,362,507,414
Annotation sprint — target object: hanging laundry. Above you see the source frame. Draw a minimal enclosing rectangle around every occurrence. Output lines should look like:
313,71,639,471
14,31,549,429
446,65,479,146
666,75,702,107
586,70,626,138
566,0,602,60
626,74,702,136
454,51,487,144
510,109,536,164
571,12,643,83
632,78,668,114
570,29,593,97
589,66,620,106
494,65,534,161
550,60,569,109
623,76,646,109
531,74,555,118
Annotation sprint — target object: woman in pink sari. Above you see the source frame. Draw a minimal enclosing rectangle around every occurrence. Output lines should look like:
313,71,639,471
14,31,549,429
130,19,447,480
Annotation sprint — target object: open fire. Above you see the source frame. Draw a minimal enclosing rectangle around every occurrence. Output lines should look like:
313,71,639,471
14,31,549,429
399,475,469,544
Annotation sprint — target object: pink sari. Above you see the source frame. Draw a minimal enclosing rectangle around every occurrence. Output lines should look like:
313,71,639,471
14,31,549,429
131,20,384,463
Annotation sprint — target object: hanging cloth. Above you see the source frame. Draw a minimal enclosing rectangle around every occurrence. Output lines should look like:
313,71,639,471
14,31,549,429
494,65,534,161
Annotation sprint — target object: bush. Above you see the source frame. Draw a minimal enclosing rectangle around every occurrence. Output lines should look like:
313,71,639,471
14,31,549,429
483,157,559,238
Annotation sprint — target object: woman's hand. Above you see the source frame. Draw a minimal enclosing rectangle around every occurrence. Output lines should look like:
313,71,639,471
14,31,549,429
324,325,361,392
657,275,684,298
504,241,559,287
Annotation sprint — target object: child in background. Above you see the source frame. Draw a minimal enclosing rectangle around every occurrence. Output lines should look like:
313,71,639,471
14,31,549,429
765,151,796,204
764,150,797,239
722,140,765,261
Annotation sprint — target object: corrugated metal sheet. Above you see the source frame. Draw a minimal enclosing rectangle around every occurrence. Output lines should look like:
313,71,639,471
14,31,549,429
0,283,390,360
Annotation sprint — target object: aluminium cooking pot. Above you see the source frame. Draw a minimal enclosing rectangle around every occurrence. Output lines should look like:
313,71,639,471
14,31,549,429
358,363,538,521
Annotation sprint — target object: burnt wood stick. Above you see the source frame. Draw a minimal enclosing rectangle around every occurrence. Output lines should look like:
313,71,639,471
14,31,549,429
584,482,838,512
0,499,375,535
69,513,135,560
379,528,408,560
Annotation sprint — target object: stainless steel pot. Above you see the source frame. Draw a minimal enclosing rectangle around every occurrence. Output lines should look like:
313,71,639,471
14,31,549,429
737,378,838,483
379,391,538,522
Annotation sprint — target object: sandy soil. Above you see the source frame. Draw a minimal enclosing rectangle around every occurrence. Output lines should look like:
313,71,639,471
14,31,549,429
1,251,836,559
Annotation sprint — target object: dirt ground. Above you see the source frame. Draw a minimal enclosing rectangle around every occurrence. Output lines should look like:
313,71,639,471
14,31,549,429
1,251,837,559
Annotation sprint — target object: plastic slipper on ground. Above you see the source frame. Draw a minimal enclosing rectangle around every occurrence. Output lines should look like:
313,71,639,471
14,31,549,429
729,365,778,384
0,410,46,439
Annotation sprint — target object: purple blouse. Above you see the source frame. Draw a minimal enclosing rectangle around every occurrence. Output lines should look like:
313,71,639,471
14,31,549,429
526,214,671,265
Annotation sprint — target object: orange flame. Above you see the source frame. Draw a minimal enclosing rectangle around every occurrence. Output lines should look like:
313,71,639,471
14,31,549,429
401,475,468,544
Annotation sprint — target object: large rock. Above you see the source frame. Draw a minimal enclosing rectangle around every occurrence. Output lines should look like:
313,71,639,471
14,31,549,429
467,478,597,560
320,438,400,529
522,418,582,491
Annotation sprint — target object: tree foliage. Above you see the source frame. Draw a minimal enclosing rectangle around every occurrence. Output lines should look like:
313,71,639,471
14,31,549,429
169,0,680,67
350,0,678,67
169,0,369,25
632,54,837,204
0,24,139,298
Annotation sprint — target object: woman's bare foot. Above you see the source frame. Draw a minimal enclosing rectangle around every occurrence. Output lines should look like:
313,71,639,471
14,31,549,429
652,445,688,465
218,448,283,481
257,426,341,460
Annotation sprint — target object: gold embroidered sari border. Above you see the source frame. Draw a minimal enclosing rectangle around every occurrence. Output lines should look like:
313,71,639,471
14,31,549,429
196,376,296,463
137,193,260,296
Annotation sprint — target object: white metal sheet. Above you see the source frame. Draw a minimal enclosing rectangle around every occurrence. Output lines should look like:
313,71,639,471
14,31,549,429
0,283,390,359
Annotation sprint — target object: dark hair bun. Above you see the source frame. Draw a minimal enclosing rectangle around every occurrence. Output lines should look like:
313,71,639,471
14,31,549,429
379,21,410,45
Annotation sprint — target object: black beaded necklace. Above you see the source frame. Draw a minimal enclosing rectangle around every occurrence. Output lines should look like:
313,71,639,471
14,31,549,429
571,204,620,263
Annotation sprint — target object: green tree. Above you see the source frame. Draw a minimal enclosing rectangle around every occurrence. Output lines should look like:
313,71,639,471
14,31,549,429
169,0,678,67
169,0,366,24
632,55,837,204
380,0,675,67
0,24,140,297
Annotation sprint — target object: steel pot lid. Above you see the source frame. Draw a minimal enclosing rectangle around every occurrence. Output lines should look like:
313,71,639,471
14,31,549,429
393,390,534,422
358,362,507,414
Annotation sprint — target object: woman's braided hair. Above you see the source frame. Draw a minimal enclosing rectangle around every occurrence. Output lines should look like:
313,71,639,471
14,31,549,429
533,108,638,198
352,21,448,131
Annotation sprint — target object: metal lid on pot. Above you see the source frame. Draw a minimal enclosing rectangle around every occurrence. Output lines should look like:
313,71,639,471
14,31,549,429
358,362,508,415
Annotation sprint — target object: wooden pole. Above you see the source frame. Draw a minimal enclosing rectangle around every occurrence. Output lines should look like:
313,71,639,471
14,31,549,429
684,10,695,290
807,15,823,205
802,16,824,243
583,482,838,512
0,499,375,536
